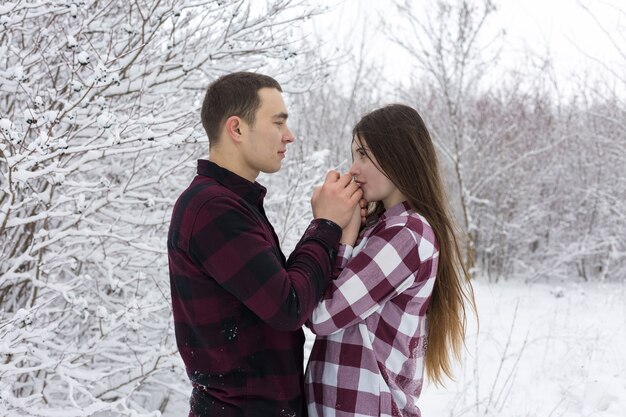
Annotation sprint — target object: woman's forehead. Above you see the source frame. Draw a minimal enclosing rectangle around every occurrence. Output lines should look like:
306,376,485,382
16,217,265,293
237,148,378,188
352,135,368,149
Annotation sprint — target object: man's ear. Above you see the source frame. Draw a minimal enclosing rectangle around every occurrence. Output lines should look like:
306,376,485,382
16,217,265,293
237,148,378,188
224,116,244,143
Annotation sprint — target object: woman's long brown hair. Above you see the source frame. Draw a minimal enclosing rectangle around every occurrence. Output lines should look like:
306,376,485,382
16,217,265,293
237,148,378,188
353,104,476,385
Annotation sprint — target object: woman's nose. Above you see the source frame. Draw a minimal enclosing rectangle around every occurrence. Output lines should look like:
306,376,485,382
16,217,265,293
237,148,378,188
349,162,359,177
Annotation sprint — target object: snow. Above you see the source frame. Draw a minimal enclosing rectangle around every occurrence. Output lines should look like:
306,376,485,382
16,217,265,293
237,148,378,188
67,35,78,49
96,112,115,129
77,51,90,65
0,117,13,133
410,280,625,417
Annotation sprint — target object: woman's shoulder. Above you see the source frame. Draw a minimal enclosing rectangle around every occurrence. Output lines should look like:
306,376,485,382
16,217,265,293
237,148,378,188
376,206,438,258
380,204,433,235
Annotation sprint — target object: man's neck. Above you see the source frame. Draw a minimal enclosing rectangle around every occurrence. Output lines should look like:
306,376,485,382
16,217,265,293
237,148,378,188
209,150,258,183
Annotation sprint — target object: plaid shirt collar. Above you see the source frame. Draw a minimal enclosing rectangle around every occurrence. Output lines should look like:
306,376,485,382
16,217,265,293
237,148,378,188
366,201,413,227
197,159,267,208
380,201,412,219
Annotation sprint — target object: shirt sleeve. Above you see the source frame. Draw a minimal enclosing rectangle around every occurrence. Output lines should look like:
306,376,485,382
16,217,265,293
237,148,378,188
188,196,341,331
332,243,353,279
307,223,435,336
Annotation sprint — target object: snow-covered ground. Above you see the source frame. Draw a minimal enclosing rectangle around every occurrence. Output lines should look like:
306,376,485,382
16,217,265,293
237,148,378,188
303,279,626,417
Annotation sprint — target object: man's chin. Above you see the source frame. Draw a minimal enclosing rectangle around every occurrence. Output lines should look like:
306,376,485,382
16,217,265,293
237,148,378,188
261,164,282,174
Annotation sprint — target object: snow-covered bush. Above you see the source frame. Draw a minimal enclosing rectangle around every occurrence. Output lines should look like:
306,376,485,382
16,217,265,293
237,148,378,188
0,1,332,415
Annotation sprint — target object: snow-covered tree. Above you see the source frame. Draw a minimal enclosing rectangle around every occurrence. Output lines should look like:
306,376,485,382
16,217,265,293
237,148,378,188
389,0,500,273
0,1,333,415
387,0,625,281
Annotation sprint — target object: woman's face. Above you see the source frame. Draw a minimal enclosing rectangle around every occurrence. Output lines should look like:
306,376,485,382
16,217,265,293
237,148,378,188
349,136,405,209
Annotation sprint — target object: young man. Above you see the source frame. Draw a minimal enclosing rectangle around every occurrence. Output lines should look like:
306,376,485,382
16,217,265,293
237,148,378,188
167,72,361,417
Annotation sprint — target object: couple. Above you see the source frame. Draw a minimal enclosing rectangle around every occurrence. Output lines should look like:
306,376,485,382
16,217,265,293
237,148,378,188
167,72,475,417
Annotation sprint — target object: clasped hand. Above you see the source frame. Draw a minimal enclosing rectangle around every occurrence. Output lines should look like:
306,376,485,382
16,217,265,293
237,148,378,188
311,171,368,246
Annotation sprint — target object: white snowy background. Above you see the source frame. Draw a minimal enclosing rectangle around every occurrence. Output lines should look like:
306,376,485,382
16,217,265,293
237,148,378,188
0,0,624,416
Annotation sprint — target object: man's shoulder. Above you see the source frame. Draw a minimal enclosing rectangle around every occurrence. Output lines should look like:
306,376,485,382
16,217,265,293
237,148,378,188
175,176,239,210
169,177,248,250
170,177,251,232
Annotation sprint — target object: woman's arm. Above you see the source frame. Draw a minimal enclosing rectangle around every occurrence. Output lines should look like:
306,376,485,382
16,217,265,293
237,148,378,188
308,220,437,335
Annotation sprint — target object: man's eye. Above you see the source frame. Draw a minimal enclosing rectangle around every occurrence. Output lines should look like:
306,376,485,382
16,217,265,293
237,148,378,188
275,122,284,127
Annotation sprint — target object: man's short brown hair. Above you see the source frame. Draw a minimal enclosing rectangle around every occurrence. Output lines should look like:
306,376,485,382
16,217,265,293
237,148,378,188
201,72,282,146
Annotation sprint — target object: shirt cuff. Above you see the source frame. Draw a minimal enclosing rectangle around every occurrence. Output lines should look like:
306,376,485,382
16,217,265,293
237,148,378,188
303,219,342,257
337,243,353,269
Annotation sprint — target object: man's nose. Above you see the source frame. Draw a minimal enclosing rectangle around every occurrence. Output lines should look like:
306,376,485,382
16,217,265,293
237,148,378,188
283,127,295,143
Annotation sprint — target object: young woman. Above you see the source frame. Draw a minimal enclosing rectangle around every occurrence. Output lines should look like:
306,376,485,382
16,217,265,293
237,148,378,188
305,104,476,417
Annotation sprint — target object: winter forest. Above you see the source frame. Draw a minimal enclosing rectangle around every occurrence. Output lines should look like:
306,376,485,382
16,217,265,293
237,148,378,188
0,0,624,416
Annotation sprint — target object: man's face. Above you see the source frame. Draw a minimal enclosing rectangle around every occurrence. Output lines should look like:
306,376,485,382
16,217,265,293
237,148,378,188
240,88,295,175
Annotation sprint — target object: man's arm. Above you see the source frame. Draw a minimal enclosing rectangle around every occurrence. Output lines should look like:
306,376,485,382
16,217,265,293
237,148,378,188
188,195,341,331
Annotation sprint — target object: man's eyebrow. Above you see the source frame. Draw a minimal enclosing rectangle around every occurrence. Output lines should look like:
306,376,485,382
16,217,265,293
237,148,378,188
273,112,288,120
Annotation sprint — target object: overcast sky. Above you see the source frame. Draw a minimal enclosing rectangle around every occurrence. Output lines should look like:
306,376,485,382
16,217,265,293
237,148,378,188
311,0,625,96
494,0,623,83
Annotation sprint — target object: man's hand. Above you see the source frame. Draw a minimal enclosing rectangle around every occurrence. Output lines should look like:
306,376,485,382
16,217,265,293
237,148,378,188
311,171,362,229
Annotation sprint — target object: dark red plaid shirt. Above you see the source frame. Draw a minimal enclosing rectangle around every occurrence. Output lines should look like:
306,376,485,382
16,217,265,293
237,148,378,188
168,159,341,417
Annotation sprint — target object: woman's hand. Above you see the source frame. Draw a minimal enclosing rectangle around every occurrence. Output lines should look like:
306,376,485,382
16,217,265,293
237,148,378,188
359,198,367,225
340,198,368,245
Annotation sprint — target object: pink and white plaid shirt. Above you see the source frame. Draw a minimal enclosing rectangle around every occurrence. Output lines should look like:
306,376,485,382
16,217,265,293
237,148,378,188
305,201,439,417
